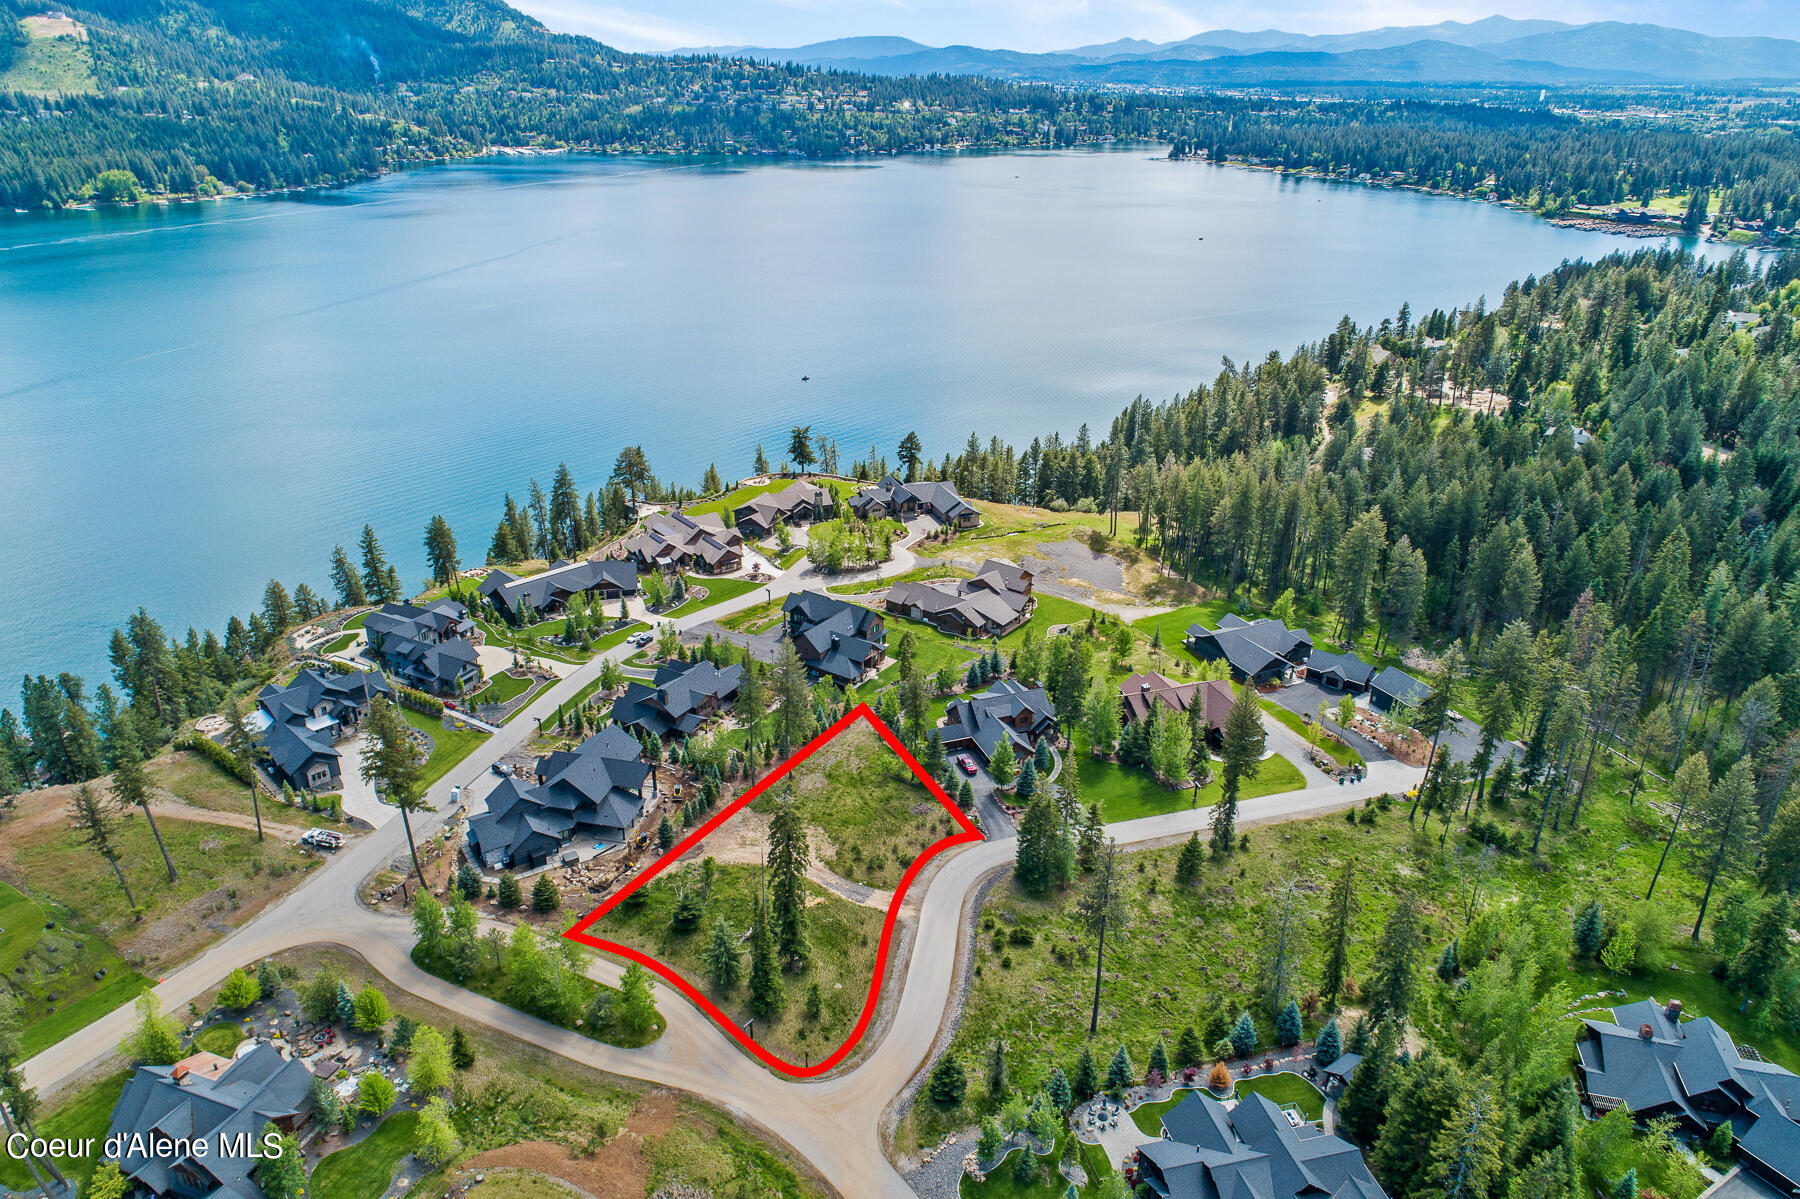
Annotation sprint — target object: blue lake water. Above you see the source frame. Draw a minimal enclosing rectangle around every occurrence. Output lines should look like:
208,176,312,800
0,146,1668,686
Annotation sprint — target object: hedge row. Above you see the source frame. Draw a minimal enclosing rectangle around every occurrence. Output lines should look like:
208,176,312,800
176,733,252,784
397,685,445,716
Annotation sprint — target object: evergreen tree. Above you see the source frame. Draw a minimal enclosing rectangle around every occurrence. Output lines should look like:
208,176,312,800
1230,1011,1258,1057
110,726,176,882
985,1039,1009,1101
706,916,742,991
1174,832,1204,886
748,902,786,1017
1320,858,1358,1003
1212,684,1264,854
1072,1042,1100,1101
1175,1025,1204,1068
1337,1019,1400,1146
330,544,368,608
768,796,811,967
531,873,561,913
657,814,676,852
450,1027,476,1069
1367,893,1423,1024
496,871,522,909
1437,940,1460,982
1105,1044,1135,1095
1147,1036,1170,1082
1573,901,1605,958
1372,1052,1472,1199
423,515,460,586
929,1054,967,1105
1276,1000,1303,1047
360,697,430,887
1314,1017,1341,1067
456,862,482,900
358,525,396,603
1046,1066,1072,1113
1013,790,1062,896
1729,895,1793,1000
69,782,136,912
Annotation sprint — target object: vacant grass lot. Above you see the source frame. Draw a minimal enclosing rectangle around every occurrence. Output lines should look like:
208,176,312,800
149,750,335,827
2,808,320,974
0,30,96,95
910,755,1726,1148
828,563,972,595
593,860,883,1064
751,722,961,888
0,878,150,1057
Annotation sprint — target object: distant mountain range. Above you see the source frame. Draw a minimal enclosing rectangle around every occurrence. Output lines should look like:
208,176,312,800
673,18,1800,86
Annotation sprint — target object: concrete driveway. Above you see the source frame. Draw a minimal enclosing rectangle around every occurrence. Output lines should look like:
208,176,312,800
333,735,395,828
1265,681,1388,763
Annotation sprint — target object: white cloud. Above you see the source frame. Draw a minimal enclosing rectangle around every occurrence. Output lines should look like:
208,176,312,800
519,3,738,50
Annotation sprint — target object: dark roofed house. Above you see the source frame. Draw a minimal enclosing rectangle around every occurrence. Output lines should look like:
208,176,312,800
364,599,482,696
1576,998,1800,1191
1306,649,1376,693
782,591,887,685
621,512,743,575
479,557,638,623
1185,615,1312,686
885,559,1033,639
467,725,651,870
612,659,743,742
733,480,836,539
108,1044,316,1199
1136,1090,1387,1199
254,667,394,792
1119,672,1237,747
848,474,979,528
941,679,1056,765
1368,665,1434,714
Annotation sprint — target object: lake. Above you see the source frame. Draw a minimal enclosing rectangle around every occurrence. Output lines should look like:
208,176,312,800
0,146,1666,686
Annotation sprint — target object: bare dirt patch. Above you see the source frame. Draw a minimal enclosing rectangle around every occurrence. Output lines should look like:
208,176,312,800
459,1090,680,1199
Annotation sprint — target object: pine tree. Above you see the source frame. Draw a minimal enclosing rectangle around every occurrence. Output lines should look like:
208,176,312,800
69,783,136,912
748,903,786,1017
706,916,742,991
928,1054,967,1105
423,515,460,587
1573,900,1604,958
1337,1019,1400,1146
1314,1017,1341,1067
767,797,811,967
1437,940,1460,982
1276,1000,1302,1047
1174,832,1204,886
1147,1036,1170,1082
1320,858,1358,1004
1372,1050,1469,1197
1367,893,1423,1024
531,874,561,913
497,872,522,909
1072,1042,1100,1101
657,814,675,852
330,544,367,608
985,1039,1008,1101
1729,895,1793,999
456,862,482,900
1175,1025,1204,1068
359,525,395,603
450,1026,476,1069
1105,1044,1135,1095
1212,684,1264,854
1013,790,1061,896
1016,755,1038,800
1230,1011,1258,1057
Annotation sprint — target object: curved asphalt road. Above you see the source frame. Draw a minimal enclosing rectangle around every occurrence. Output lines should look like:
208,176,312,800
23,529,1423,1197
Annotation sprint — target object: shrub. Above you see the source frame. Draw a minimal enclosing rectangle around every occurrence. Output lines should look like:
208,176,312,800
217,968,261,1010
175,734,252,783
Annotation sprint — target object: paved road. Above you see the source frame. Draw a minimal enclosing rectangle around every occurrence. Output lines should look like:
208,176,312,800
22,531,1424,1198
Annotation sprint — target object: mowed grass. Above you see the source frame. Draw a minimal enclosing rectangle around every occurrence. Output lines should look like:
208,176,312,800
1066,730,1306,823
404,705,489,786
470,670,533,706
1258,701,1365,769
149,750,335,827
0,1070,129,1191
676,574,765,614
310,1110,420,1199
960,1133,1114,1197
466,1173,581,1199
192,1022,246,1056
592,860,883,1064
0,878,151,1057
749,722,963,888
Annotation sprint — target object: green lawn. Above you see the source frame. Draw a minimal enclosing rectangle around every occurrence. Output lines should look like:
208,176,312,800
719,596,786,634
192,1022,247,1056
345,610,372,630
592,860,881,1064
682,479,790,519
1236,1073,1325,1121
0,1070,128,1191
1067,731,1306,823
403,705,489,785
0,30,96,95
777,546,808,569
960,1133,1114,1197
676,574,765,615
150,749,336,827
469,670,533,707
1258,700,1364,769
0,880,152,1057
310,1111,421,1199
829,563,972,595
324,631,360,654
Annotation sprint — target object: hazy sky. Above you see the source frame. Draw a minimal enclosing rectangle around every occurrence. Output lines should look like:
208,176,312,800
513,1,1800,52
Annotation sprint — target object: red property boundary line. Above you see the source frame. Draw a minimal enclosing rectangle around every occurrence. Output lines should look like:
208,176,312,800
562,703,985,1078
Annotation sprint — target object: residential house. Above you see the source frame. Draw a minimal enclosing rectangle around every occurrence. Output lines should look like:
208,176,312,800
479,557,639,623
1368,665,1433,714
733,480,836,539
108,1044,316,1199
612,658,744,741
1118,672,1236,748
1306,649,1376,693
941,679,1056,765
1185,615,1312,686
254,668,393,792
467,725,652,870
1135,1091,1388,1199
1577,998,1800,1191
848,474,979,527
782,591,887,685
364,600,482,696
885,559,1034,639
621,512,744,575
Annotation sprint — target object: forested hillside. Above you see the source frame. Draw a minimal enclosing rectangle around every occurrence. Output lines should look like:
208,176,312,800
1,0,1799,229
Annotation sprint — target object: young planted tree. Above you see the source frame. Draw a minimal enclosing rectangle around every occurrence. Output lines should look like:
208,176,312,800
748,901,786,1018
360,696,431,888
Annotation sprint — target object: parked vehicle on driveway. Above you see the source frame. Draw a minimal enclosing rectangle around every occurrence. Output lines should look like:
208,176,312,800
956,754,978,776
301,828,344,851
